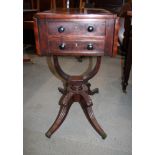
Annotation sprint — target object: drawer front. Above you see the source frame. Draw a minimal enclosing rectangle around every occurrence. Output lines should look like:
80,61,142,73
47,21,106,36
48,39,105,56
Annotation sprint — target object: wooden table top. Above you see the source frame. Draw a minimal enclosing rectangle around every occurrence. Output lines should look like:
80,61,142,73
35,8,117,19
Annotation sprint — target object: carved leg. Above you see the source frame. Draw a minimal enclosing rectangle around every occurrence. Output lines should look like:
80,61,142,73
58,87,66,95
86,82,99,95
45,94,73,138
80,98,107,139
46,56,107,139
122,81,128,93
122,33,132,93
58,82,68,95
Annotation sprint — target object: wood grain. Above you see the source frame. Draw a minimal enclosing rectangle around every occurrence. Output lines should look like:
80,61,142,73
34,8,119,56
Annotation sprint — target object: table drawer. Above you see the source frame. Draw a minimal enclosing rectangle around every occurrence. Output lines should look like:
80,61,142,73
47,21,106,36
48,39,105,56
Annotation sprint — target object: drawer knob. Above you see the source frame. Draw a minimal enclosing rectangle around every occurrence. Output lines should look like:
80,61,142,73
87,43,93,50
87,26,94,32
59,43,66,50
58,26,65,33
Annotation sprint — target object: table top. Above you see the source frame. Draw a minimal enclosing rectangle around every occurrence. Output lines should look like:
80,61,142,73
35,8,117,19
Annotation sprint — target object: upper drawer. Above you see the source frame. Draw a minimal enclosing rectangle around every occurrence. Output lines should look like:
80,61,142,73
47,21,106,36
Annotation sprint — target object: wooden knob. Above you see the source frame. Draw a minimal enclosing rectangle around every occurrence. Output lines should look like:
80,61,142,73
58,26,65,33
87,26,94,32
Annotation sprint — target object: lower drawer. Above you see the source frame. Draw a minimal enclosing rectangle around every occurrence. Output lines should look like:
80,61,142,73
48,39,105,56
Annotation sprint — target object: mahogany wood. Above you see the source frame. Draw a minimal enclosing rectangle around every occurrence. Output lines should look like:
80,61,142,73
47,20,106,36
34,8,119,139
45,56,107,139
34,8,119,56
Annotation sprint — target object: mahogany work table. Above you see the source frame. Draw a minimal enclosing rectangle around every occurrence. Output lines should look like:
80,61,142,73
34,8,119,139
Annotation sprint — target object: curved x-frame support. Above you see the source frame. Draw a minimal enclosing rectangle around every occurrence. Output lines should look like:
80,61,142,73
53,56,102,82
46,56,107,139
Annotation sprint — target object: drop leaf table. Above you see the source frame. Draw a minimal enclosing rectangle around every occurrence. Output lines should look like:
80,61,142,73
34,8,119,139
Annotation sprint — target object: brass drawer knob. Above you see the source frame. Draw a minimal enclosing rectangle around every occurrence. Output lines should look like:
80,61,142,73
87,43,93,50
87,26,94,32
59,43,66,50
58,26,65,33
